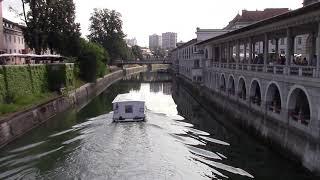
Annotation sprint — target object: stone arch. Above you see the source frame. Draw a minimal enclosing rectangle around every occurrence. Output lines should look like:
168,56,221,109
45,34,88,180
238,77,247,100
250,79,262,106
220,74,226,92
287,86,312,126
228,75,235,95
265,82,282,114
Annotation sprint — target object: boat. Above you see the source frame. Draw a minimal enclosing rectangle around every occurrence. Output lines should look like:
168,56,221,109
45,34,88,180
112,93,146,122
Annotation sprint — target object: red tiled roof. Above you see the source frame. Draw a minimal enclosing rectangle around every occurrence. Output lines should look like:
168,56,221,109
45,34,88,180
229,8,290,23
197,2,320,46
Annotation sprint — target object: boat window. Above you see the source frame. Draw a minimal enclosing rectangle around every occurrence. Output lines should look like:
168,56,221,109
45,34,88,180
125,105,133,113
115,103,119,110
139,108,144,113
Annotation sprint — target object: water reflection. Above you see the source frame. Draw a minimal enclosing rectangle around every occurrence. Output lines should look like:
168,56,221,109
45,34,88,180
0,72,317,180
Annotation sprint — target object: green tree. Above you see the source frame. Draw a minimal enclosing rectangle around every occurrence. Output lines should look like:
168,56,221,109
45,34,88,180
152,48,166,59
131,45,144,60
88,8,128,63
78,39,109,82
21,0,80,55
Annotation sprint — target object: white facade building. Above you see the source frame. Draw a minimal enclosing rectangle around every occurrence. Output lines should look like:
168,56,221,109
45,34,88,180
0,0,4,53
162,32,177,50
196,28,230,41
3,18,26,54
171,28,232,82
149,34,162,50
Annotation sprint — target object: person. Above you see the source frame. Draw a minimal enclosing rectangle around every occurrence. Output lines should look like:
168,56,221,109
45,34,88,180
302,57,308,66
281,56,286,65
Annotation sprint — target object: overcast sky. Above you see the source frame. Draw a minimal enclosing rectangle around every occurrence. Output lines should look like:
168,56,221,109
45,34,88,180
3,0,302,47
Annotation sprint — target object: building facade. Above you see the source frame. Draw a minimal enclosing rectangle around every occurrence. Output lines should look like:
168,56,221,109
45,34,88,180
3,18,26,54
0,0,4,53
172,1,320,173
162,32,177,50
196,28,230,41
149,34,162,50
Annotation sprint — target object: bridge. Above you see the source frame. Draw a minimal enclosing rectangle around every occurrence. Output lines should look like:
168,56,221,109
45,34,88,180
113,60,172,65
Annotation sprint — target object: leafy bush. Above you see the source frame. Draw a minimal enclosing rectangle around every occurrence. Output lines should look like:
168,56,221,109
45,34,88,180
78,39,109,82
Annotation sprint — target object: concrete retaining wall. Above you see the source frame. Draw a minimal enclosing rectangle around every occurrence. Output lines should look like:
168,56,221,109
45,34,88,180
177,75,320,175
0,65,149,148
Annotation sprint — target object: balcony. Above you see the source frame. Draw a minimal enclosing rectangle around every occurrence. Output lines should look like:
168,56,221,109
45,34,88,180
209,61,318,78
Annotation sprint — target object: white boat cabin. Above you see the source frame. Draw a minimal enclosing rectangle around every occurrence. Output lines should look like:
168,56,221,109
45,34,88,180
112,93,146,122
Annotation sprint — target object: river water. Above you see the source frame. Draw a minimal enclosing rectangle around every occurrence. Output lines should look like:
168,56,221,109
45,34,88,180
0,72,317,180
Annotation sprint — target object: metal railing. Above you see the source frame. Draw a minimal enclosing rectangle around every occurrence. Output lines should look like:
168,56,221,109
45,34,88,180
208,61,318,78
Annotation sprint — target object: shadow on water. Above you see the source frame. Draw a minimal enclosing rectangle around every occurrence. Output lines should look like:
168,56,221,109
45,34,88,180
0,72,318,179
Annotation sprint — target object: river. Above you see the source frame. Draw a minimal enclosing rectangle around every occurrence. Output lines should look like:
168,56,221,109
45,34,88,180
0,72,317,180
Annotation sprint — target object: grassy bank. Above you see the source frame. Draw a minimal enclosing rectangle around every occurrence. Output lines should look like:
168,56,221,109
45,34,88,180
0,93,57,116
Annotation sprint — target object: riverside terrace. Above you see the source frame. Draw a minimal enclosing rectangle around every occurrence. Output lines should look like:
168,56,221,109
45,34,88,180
178,3,320,140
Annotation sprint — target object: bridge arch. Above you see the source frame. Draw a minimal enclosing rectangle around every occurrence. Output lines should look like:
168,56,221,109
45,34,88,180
228,75,235,95
220,74,226,92
249,79,262,106
265,82,282,114
287,85,312,126
238,77,247,100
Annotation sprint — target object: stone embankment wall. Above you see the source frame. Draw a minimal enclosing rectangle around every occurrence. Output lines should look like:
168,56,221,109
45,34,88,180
177,75,320,175
0,65,150,148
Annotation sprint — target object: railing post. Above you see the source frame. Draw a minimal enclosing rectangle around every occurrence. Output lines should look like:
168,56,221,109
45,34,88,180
316,22,320,77
286,28,293,75
264,33,269,72
298,67,303,76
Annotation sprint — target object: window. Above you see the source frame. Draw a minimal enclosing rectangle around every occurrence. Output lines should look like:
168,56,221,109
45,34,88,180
114,104,119,114
125,105,133,113
194,60,200,68
205,49,208,59
270,40,275,45
139,108,144,113
14,36,16,43
298,37,302,45
280,38,285,45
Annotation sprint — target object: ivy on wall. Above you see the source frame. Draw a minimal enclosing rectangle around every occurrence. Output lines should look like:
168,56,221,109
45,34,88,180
4,65,33,99
29,65,49,94
0,67,6,103
0,64,75,103
47,63,75,93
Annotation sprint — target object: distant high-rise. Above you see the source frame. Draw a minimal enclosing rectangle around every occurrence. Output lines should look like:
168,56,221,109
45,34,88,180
303,0,320,6
125,38,137,47
162,32,177,50
149,34,162,49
